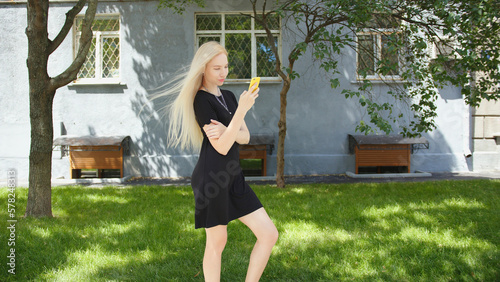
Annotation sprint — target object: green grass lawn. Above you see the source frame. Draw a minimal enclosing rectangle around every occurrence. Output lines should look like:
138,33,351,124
1,180,499,281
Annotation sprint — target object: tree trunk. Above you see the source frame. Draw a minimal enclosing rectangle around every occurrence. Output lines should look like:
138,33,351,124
24,0,97,217
26,88,55,217
276,79,290,188
25,0,54,217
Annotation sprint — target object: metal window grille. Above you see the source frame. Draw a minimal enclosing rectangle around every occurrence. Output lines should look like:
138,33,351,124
75,16,120,82
196,13,280,80
356,15,401,79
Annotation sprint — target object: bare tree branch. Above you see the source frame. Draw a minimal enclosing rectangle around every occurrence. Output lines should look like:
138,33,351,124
49,0,97,91
48,0,87,54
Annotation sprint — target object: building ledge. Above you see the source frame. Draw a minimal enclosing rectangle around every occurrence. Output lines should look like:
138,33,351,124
494,133,500,144
1,0,147,5
68,81,125,86
51,175,132,186
346,171,432,178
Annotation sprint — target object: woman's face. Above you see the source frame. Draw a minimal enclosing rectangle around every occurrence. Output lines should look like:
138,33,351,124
203,52,228,87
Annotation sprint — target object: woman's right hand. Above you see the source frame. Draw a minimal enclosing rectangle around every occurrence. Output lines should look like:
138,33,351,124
238,86,259,113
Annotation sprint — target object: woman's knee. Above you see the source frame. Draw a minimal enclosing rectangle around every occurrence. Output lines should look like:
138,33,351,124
206,226,228,253
258,224,279,246
268,225,279,245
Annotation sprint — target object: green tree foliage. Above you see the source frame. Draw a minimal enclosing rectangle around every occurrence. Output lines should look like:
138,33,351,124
250,0,499,186
157,0,205,14
158,0,499,187
273,0,499,136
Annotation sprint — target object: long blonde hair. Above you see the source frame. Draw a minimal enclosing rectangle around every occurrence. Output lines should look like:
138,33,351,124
158,41,228,151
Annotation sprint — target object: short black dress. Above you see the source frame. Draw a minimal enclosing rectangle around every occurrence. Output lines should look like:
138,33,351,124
191,89,263,229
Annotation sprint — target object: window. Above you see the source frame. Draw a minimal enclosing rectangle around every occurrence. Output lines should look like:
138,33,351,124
74,15,120,83
196,13,280,80
429,37,460,60
356,16,401,79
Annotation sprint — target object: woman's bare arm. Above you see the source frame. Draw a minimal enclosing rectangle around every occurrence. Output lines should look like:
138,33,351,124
236,120,250,145
204,88,258,155
204,120,250,145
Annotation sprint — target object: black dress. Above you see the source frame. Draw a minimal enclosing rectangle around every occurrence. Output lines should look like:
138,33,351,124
191,89,263,229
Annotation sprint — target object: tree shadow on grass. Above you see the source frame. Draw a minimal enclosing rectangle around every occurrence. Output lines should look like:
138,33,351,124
7,186,205,281
257,180,500,281
3,180,499,281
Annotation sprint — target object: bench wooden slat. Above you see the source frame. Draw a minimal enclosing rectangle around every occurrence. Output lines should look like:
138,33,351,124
69,145,123,178
355,144,410,173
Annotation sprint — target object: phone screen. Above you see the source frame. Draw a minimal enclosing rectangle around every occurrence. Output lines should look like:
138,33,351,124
248,77,260,93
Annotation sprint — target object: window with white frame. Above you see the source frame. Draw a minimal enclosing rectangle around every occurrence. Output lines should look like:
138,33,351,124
356,16,401,79
429,37,460,60
195,13,280,80
74,15,120,83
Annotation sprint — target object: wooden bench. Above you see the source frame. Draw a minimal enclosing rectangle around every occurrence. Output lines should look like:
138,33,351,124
53,136,130,179
348,134,428,174
239,134,274,176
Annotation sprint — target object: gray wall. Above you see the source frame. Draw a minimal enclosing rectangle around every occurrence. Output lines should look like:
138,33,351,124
1,0,487,182
473,100,500,171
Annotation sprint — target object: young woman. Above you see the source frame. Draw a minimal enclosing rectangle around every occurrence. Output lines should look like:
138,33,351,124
163,41,278,281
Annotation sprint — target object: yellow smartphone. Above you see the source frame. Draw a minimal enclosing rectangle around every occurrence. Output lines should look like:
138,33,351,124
248,77,261,93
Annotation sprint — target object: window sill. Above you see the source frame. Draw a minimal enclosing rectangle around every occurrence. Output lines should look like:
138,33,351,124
351,77,405,84
225,78,282,85
69,80,125,86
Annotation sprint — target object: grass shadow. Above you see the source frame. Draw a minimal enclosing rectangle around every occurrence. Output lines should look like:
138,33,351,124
258,180,500,280
1,186,204,281
1,180,498,281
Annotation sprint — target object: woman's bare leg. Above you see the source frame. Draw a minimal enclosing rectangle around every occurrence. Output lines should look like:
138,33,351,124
203,225,227,282
239,208,279,282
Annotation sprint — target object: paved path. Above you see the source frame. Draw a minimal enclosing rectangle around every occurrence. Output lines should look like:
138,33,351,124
90,171,500,187
5,172,499,188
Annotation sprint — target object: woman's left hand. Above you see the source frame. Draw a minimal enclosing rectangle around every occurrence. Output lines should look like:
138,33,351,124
203,119,226,139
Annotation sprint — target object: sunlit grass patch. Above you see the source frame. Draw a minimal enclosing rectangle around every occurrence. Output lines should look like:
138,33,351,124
0,179,498,281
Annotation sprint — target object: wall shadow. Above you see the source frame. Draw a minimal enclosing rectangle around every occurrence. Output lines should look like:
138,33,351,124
118,3,198,178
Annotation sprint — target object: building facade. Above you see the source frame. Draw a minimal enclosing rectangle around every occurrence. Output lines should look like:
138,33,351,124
1,0,498,181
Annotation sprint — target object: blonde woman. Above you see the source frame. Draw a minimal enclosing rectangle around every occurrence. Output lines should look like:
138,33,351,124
163,41,278,281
